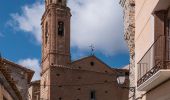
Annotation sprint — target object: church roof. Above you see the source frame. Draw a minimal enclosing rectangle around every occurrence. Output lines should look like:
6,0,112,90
0,58,22,100
72,55,111,67
71,55,122,73
2,58,34,83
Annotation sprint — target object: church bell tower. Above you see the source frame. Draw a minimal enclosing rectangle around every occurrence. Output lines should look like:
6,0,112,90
41,0,71,99
41,0,71,72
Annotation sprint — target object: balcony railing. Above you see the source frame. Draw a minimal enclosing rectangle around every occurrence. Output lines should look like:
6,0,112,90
137,35,170,87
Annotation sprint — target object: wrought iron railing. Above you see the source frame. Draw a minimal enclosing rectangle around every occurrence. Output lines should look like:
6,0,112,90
137,35,170,87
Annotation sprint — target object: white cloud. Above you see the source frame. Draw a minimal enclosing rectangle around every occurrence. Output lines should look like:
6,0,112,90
10,2,44,43
68,0,128,55
9,0,128,55
18,58,41,81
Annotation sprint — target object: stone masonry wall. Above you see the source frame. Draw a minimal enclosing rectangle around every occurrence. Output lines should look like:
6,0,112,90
120,0,135,99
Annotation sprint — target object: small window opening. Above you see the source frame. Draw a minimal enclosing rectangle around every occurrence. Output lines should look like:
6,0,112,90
78,76,82,79
45,22,48,44
104,80,108,83
90,62,94,66
44,81,46,88
58,21,64,36
125,72,129,76
77,88,81,90
56,73,60,76
90,91,96,100
59,85,62,87
58,0,62,3
105,91,108,93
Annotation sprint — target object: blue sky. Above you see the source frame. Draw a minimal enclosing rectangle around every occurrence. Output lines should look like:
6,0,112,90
0,0,129,80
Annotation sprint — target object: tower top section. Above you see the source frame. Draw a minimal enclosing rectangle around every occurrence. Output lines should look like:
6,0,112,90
45,0,67,7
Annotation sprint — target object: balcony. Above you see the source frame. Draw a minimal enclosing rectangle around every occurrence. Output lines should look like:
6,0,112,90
137,36,170,91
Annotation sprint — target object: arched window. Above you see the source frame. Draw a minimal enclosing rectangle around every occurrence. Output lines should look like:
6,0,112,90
45,22,48,44
58,21,64,36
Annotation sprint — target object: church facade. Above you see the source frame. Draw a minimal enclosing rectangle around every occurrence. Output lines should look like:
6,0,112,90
40,0,129,100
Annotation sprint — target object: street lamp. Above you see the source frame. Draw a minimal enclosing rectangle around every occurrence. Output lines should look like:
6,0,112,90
117,73,136,99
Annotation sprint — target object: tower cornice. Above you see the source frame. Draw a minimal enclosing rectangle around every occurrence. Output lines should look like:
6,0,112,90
41,4,71,25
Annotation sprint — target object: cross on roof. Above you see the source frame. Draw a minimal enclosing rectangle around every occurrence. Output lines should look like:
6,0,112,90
89,44,95,55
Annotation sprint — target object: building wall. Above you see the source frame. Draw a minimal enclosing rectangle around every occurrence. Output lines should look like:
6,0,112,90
40,56,129,100
6,64,29,100
135,0,158,99
135,0,158,63
29,81,40,100
0,71,20,100
40,70,50,100
49,68,128,100
119,0,135,99
1,60,34,100
40,1,129,100
135,0,170,100
0,84,13,100
145,80,170,100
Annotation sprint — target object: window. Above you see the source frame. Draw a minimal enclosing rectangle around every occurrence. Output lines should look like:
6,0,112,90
58,0,62,3
78,76,82,79
90,91,96,100
90,62,94,66
45,22,48,44
56,73,60,76
58,21,64,36
105,91,108,93
44,80,46,88
77,88,81,90
125,72,129,76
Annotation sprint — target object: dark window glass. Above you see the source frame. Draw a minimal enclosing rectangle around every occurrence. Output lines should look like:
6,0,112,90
58,21,64,36
90,91,96,100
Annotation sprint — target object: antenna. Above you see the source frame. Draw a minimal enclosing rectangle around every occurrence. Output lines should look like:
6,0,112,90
89,44,95,55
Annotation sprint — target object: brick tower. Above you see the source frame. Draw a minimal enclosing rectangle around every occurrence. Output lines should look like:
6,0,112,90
40,0,71,99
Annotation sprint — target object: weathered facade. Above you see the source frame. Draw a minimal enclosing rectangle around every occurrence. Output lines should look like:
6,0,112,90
121,0,170,100
0,58,22,100
28,80,40,100
119,0,135,99
1,59,34,100
40,0,129,100
135,0,170,99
